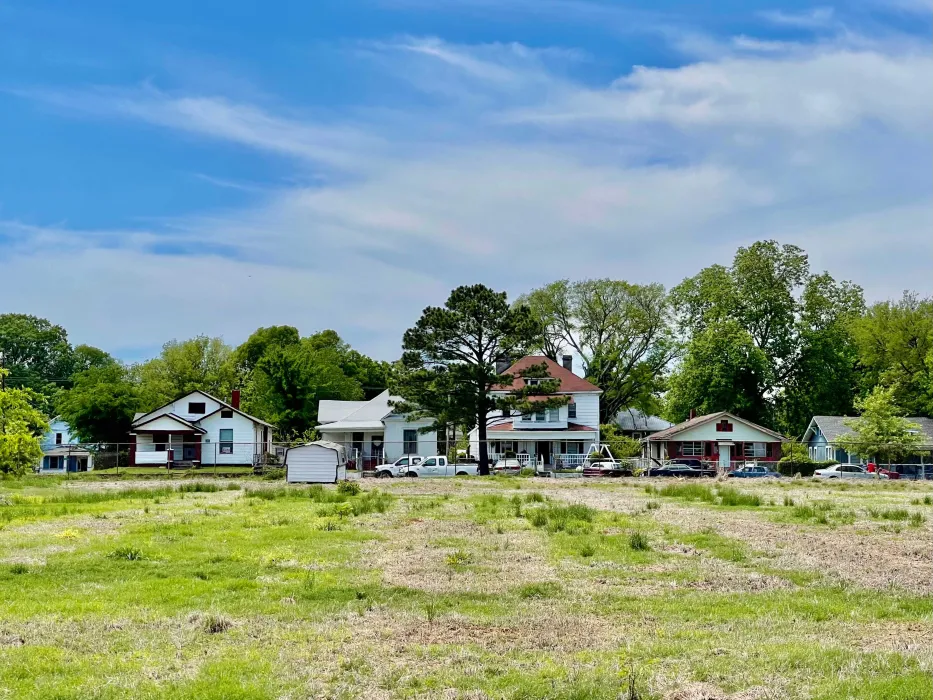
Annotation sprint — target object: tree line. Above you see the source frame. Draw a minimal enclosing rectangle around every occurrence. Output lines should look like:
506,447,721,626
2,239,931,473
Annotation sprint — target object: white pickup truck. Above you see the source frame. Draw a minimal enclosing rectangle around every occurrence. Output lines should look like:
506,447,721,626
373,455,479,478
373,455,423,478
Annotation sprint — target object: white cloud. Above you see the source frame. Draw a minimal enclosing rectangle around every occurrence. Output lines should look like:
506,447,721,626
759,7,836,28
3,28,932,361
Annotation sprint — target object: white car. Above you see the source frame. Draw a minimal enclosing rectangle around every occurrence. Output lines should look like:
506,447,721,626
493,457,523,475
814,463,888,480
373,455,423,478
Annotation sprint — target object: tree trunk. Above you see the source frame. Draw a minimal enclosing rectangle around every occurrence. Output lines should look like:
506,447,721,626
478,417,490,476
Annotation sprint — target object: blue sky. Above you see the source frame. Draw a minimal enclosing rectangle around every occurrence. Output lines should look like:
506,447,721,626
1,0,931,362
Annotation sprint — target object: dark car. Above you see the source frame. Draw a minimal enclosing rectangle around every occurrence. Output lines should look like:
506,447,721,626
647,461,716,478
728,465,782,478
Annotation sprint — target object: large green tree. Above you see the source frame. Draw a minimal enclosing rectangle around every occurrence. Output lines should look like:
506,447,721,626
668,240,863,430
0,314,74,390
849,292,933,417
0,369,50,476
664,320,773,425
133,336,237,410
399,284,541,474
516,279,675,423
245,339,364,437
835,385,926,469
232,326,301,375
57,364,139,444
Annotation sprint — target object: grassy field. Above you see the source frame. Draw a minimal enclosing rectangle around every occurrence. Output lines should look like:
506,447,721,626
0,475,931,699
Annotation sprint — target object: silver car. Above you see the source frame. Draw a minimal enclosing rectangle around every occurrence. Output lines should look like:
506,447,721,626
813,463,888,480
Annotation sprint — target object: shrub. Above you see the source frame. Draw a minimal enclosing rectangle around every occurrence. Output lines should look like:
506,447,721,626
108,547,145,561
262,468,285,481
336,480,362,496
628,531,651,551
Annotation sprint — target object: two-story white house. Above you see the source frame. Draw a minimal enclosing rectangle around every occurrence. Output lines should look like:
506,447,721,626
469,355,602,469
129,390,274,467
37,418,94,473
316,390,438,469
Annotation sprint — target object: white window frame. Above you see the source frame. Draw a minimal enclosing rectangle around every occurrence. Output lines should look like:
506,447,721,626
219,428,234,454
403,429,418,455
743,442,767,458
681,442,703,457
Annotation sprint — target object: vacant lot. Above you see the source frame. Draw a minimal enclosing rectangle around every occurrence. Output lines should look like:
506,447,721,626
1,475,931,699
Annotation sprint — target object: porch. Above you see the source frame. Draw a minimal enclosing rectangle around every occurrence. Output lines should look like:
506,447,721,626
488,437,594,469
316,431,385,470
133,430,203,467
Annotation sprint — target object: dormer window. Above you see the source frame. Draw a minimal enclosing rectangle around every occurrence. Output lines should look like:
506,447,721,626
188,402,206,414
526,378,541,387
715,419,733,433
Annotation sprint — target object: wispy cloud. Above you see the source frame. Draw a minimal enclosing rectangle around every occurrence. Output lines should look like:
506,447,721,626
759,7,836,29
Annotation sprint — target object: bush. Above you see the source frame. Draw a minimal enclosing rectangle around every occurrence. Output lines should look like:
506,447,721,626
777,460,835,477
262,468,286,481
336,480,362,496
628,531,651,551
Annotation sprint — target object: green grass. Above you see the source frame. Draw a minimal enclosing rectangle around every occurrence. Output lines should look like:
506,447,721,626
0,475,929,699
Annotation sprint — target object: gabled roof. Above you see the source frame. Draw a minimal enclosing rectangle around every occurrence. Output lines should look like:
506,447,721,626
614,408,673,433
318,400,369,424
316,390,400,432
492,356,601,393
199,404,275,428
131,413,207,434
806,415,933,444
132,389,274,429
646,412,785,441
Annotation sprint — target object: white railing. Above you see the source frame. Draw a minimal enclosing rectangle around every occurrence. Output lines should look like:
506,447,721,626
555,454,586,468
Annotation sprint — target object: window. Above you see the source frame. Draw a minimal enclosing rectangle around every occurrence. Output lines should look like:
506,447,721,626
743,442,767,458
55,433,63,445
715,420,733,432
681,442,703,456
568,402,576,419
422,458,436,467
154,443,166,452
221,409,233,418
526,378,541,387
824,446,832,461
188,402,206,414
534,410,546,422
403,429,418,455
219,428,233,454
547,408,560,422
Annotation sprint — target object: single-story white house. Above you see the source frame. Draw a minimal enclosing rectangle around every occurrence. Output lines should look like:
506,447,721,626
285,441,347,483
317,390,437,468
37,418,93,473
644,411,785,470
129,390,274,467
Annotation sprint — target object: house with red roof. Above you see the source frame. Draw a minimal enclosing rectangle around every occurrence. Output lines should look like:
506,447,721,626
469,355,601,469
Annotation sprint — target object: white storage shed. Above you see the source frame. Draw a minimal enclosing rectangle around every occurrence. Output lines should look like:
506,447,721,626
285,441,348,483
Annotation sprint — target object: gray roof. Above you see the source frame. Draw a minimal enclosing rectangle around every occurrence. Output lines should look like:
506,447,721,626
614,409,673,433
647,411,785,442
810,415,933,443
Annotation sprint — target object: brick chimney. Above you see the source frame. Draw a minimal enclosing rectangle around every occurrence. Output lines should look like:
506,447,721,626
561,355,573,373
231,389,241,410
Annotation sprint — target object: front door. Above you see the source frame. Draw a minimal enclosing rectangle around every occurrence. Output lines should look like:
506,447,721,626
183,445,197,460
718,444,731,470
538,441,551,466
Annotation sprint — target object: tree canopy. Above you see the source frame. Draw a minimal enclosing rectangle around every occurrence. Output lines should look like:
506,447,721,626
835,385,926,467
516,279,675,423
132,336,237,410
57,364,139,444
0,369,50,476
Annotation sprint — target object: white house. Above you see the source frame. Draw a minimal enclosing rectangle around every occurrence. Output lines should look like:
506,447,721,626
469,355,602,469
130,390,274,467
317,390,438,468
644,411,785,470
37,418,94,473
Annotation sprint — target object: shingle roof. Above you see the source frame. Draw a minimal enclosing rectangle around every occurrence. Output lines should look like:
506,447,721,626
318,400,369,424
614,408,673,433
316,390,402,432
488,421,598,432
493,356,600,393
811,415,933,443
646,411,785,441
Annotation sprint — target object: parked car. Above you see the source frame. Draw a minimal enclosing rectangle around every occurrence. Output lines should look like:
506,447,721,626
373,455,423,478
813,463,888,480
728,465,782,478
647,462,716,478
866,464,901,480
401,456,478,478
493,457,523,475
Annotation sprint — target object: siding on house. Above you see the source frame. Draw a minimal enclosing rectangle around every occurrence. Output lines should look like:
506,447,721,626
384,417,437,460
199,411,263,465
572,394,600,429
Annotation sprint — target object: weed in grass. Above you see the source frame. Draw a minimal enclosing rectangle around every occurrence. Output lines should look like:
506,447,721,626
336,480,361,496
424,598,439,623
716,486,762,507
628,531,651,551
262,468,286,481
194,571,209,580
446,550,473,567
511,494,523,517
518,581,561,599
909,512,926,527
579,542,596,558
107,546,145,561
200,614,233,634
9,563,28,575
868,507,911,521
495,523,505,535
656,483,716,503
645,501,661,511
784,495,795,507
317,519,342,531
524,492,546,503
